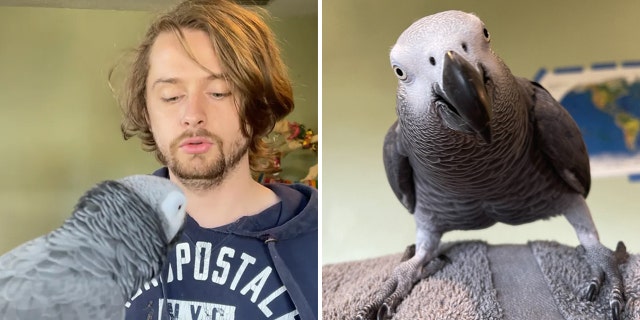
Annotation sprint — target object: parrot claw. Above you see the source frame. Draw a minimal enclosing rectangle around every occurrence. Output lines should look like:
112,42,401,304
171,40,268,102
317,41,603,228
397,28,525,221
419,254,450,280
578,243,626,320
582,277,601,301
376,303,393,320
354,254,450,319
610,288,625,320
400,244,416,262
354,304,378,320
611,298,621,320
614,241,629,265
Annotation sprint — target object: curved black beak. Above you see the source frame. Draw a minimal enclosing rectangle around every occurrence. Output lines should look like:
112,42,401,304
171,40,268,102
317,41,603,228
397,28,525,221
442,51,492,143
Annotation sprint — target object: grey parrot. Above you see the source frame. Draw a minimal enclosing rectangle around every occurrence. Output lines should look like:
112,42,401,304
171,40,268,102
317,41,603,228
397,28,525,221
356,10,626,320
0,175,186,319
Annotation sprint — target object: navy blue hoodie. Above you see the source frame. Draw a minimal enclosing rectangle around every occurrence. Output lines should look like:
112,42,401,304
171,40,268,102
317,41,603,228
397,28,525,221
125,168,318,320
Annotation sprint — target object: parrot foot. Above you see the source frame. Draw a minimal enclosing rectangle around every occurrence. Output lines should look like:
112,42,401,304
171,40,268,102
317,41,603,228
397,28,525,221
353,254,449,320
578,241,627,320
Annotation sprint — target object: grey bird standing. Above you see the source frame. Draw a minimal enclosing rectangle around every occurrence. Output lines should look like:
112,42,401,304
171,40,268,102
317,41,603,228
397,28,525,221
0,175,186,319
356,10,625,320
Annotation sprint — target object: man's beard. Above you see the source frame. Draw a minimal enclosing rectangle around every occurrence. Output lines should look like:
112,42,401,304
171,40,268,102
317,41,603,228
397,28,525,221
164,128,249,191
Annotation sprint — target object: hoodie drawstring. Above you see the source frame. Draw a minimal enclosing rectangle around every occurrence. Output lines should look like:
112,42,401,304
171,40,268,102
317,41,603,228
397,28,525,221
264,236,316,320
160,261,172,320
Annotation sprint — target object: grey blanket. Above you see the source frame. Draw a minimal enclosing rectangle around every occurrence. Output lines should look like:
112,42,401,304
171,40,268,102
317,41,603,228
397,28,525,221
322,241,640,320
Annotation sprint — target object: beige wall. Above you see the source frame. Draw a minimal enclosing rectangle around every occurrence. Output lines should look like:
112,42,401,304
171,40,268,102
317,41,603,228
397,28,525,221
0,6,317,254
270,14,319,181
323,0,640,264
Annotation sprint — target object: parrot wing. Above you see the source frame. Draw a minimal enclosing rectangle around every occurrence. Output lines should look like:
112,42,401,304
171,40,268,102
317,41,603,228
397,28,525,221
0,236,125,319
529,79,591,197
383,120,417,213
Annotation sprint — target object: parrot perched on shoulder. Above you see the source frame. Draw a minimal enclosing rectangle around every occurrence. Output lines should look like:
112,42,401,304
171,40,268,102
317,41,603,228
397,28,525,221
356,10,625,320
0,175,186,320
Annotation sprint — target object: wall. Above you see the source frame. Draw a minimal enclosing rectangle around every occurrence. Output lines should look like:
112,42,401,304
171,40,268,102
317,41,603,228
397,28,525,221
323,0,640,264
0,5,318,254
270,14,319,181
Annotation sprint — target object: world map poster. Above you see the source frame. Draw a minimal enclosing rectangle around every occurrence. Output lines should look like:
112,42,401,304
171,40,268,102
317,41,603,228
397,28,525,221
536,62,640,180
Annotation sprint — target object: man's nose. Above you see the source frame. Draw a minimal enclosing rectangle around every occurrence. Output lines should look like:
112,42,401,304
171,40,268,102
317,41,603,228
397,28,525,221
182,95,206,127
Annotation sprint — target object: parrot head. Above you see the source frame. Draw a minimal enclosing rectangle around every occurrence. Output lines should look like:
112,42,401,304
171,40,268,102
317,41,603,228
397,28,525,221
117,175,187,244
390,10,510,144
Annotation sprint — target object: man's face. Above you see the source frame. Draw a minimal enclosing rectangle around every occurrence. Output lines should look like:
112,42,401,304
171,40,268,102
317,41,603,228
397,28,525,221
145,28,249,190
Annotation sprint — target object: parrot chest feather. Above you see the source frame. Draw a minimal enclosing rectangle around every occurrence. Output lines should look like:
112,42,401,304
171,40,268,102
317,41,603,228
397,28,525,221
402,109,573,231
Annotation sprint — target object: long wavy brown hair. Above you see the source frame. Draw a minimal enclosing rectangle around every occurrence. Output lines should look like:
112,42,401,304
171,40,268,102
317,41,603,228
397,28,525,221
113,0,294,174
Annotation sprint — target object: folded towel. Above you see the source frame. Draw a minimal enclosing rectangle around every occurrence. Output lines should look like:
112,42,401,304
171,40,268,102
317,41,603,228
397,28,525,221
322,241,639,320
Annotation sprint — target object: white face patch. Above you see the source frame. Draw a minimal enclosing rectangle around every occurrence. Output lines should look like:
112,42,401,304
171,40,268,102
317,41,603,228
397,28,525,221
161,190,187,241
390,11,493,117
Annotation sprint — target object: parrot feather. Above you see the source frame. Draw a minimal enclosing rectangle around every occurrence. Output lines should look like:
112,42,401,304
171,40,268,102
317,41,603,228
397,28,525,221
0,175,186,320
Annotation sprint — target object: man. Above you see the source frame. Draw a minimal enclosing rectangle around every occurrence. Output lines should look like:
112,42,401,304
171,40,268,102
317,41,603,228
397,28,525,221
115,0,318,319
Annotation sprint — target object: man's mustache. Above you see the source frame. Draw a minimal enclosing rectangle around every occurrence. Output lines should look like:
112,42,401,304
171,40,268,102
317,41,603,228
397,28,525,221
170,128,223,151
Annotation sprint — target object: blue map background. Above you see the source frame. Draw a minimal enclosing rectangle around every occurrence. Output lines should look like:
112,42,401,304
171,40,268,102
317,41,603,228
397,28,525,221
561,78,640,156
537,62,640,180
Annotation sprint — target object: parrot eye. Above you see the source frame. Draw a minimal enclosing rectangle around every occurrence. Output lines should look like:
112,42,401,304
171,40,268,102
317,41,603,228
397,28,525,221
393,66,408,81
483,28,490,41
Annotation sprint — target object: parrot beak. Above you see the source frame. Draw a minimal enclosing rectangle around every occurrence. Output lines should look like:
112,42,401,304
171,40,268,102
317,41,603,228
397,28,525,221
441,50,493,144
